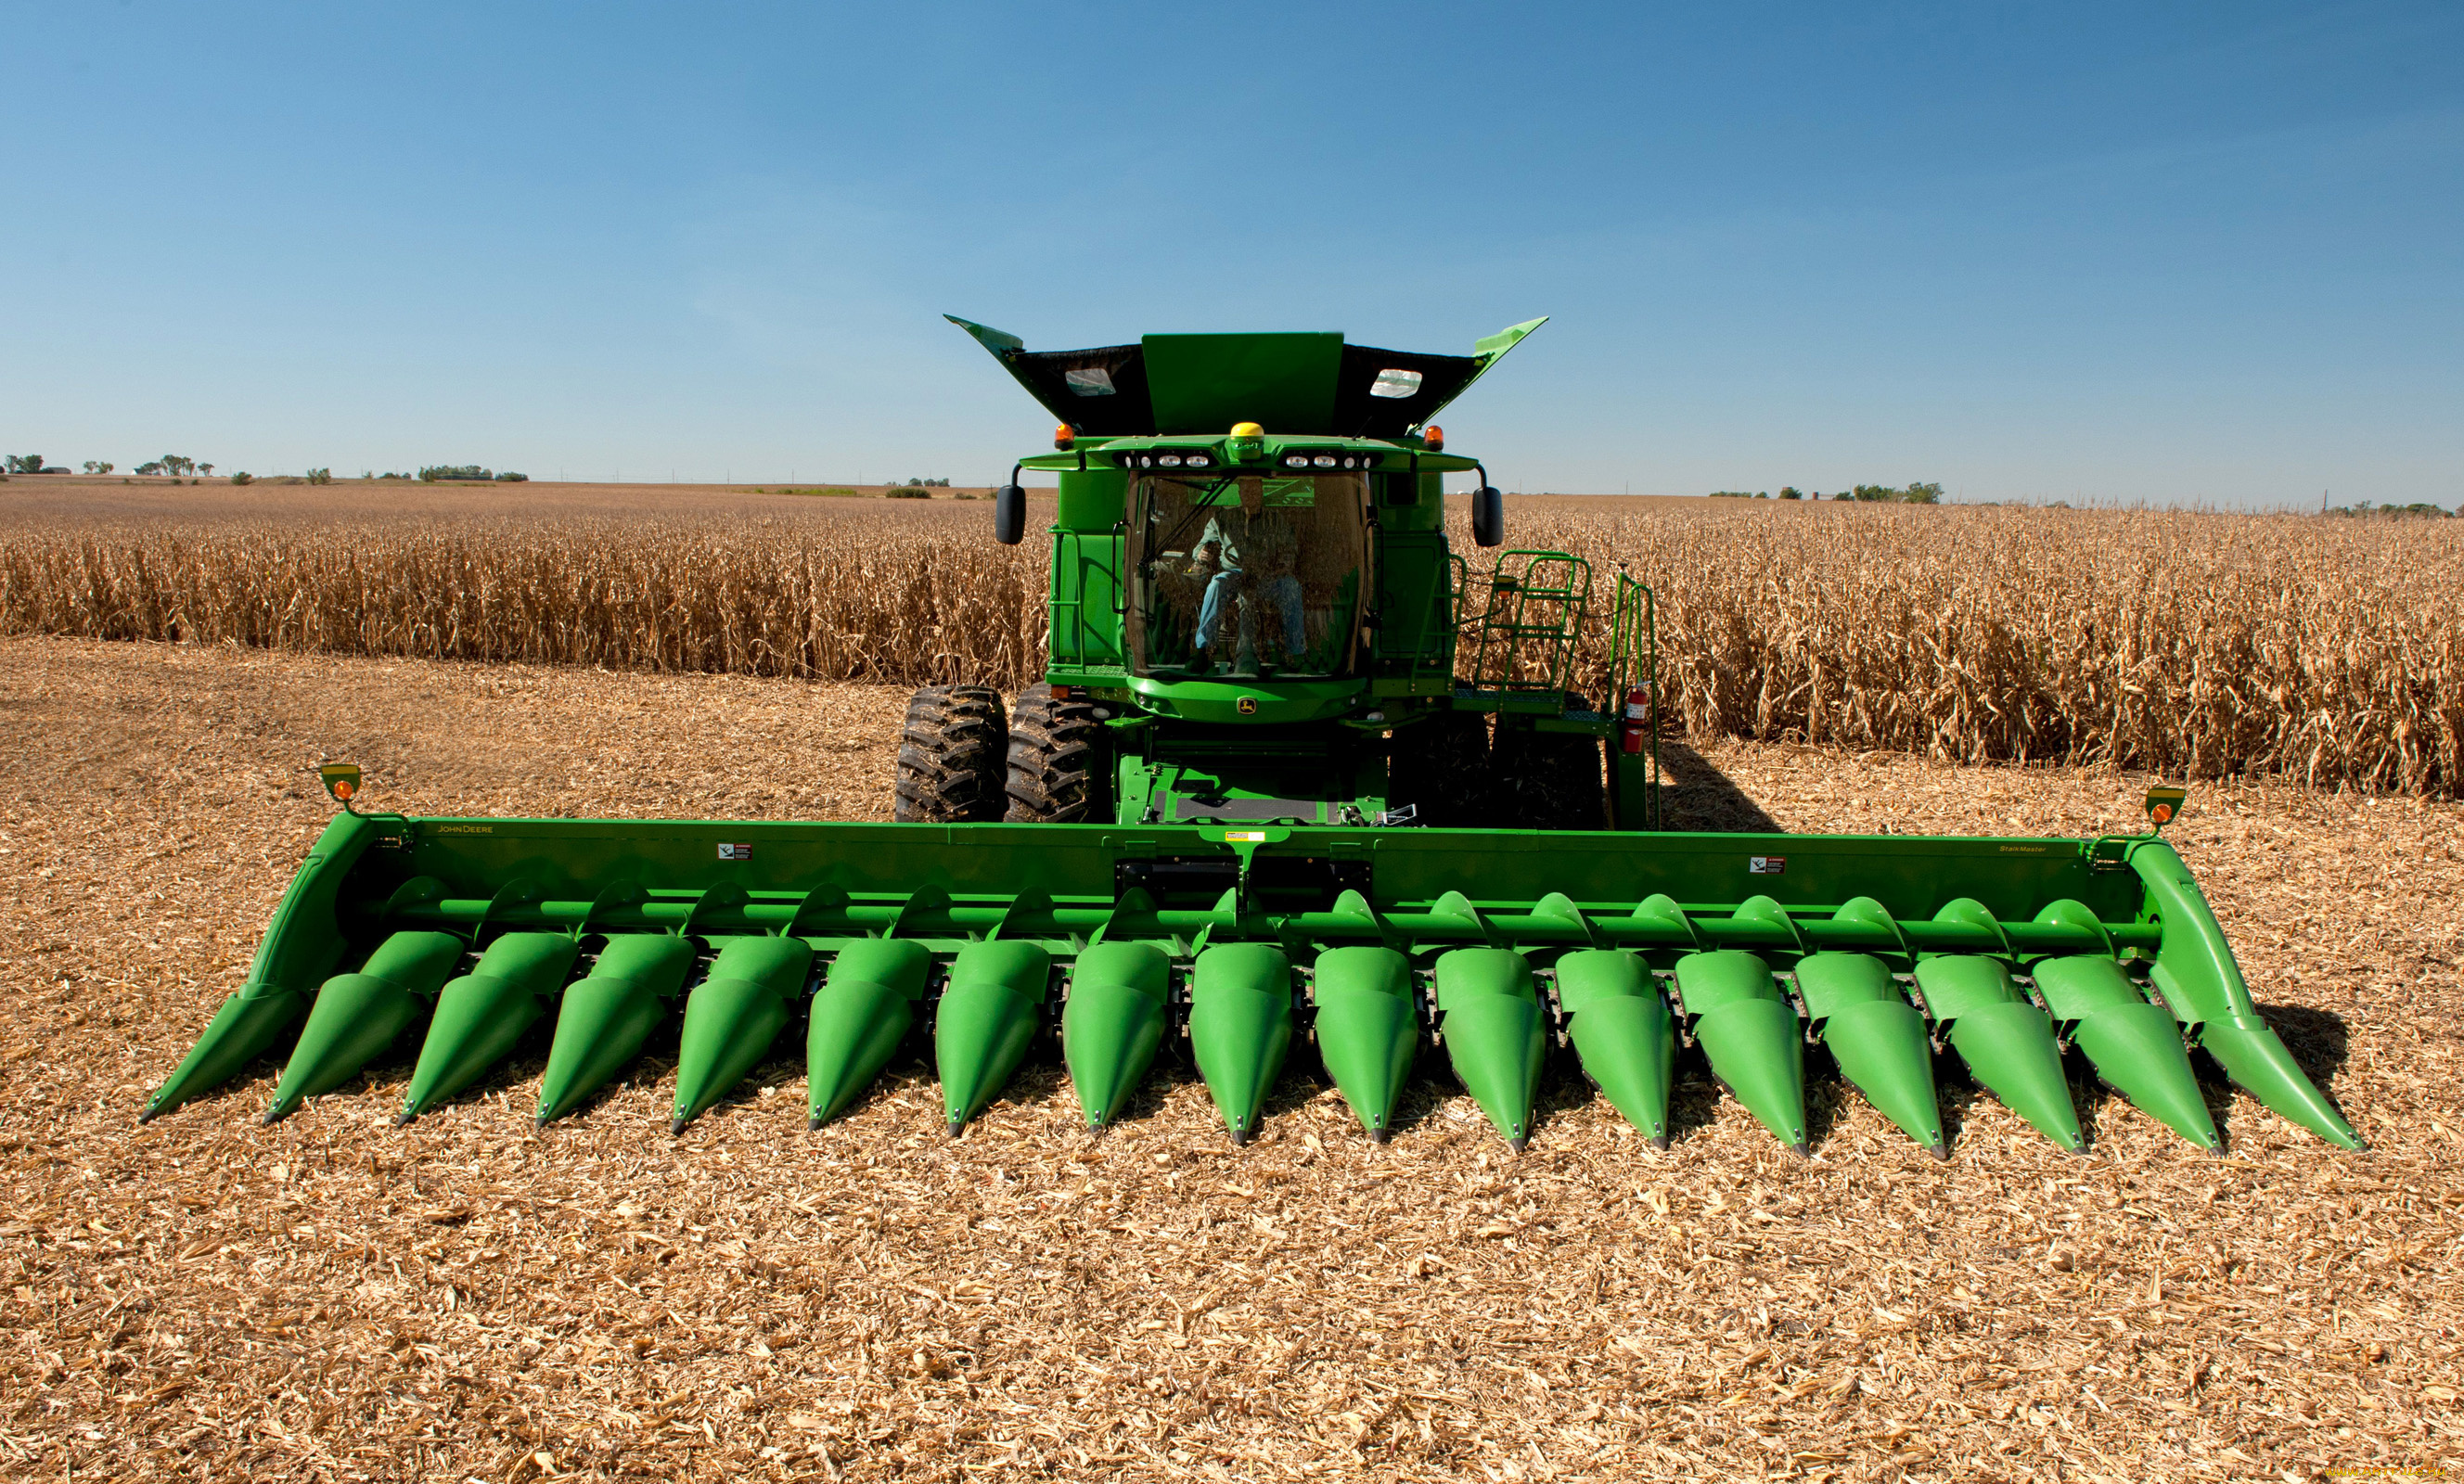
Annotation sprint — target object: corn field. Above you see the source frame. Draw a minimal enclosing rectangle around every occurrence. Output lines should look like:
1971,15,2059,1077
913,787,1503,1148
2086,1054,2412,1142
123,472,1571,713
4,503,2458,796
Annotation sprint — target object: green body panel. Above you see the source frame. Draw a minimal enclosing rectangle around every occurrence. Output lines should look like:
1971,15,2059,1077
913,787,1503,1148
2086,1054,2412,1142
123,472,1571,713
805,939,932,1127
263,929,466,1121
1675,950,1808,1153
1308,947,1418,1139
1431,948,1546,1147
1552,949,1674,1144
1048,525,1125,669
400,932,578,1120
536,933,698,1124
671,935,814,1131
1912,954,2084,1151
1187,943,1293,1145
1128,676,1362,726
1060,940,1171,1127
1057,466,1126,532
936,940,1051,1129
1142,333,1344,434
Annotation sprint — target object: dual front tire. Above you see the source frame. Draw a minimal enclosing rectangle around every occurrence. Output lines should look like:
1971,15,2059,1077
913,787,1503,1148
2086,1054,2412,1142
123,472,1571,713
892,684,1109,825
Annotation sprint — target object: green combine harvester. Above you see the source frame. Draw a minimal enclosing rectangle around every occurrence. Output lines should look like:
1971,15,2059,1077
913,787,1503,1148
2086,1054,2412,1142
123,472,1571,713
143,317,2361,1158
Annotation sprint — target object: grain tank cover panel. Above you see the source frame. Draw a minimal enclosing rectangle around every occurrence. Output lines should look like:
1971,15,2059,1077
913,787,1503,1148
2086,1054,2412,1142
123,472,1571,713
1331,344,1482,437
946,314,1546,437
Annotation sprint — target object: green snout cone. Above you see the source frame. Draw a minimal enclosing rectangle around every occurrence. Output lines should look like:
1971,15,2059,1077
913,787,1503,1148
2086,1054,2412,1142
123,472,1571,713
807,939,933,1128
1432,949,1546,1149
935,940,1051,1130
1795,952,1945,1156
1915,955,2082,1152
1060,941,1171,1129
671,935,814,1132
1188,943,1294,1145
2033,955,2216,1150
534,934,698,1125
1553,950,1674,1145
1308,947,1418,1140
2197,1019,2361,1149
399,933,578,1122
1675,950,1807,1153
263,931,466,1122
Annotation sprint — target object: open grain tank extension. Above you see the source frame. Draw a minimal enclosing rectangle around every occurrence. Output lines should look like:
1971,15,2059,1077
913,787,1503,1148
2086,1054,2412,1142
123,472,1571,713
146,318,2360,1158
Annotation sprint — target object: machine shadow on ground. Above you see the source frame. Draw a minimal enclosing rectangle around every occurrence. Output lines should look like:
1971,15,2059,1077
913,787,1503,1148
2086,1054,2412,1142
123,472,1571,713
2257,1002,2355,1085
1653,740,1784,833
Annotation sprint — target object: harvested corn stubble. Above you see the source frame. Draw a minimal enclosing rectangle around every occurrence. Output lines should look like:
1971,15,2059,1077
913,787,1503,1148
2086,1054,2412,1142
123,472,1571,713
3,636,2457,1482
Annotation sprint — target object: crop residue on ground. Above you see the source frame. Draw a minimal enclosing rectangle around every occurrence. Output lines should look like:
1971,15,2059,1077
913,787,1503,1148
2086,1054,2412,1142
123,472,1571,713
1,636,2457,1481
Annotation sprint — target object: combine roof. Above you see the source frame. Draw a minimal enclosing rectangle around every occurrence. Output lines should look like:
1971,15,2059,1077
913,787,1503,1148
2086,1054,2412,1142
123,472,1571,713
946,315,1546,439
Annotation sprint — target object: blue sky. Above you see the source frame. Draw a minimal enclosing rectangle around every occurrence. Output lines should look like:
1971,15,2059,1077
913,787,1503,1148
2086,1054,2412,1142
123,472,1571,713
3,2,2457,505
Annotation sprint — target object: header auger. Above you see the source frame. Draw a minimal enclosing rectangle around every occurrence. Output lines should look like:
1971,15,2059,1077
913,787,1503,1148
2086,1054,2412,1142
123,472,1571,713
144,318,2362,1160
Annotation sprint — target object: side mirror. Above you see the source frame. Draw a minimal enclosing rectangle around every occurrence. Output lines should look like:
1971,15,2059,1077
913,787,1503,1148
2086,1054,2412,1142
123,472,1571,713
1471,485,1504,548
993,483,1026,545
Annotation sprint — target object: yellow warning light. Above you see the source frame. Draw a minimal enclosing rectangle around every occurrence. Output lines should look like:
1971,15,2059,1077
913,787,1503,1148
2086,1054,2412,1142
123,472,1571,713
1423,425,1444,451
1053,423,1076,450
1229,422,1263,438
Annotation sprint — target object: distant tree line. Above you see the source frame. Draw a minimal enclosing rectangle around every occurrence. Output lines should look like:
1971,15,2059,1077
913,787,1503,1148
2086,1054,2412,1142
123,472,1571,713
418,465,529,482
1709,482,1944,503
2328,501,2451,518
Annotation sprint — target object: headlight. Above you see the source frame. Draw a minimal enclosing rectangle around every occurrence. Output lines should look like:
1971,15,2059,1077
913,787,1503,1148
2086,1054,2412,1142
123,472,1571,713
1158,454,1183,467
1312,454,1337,468
1283,454,1311,468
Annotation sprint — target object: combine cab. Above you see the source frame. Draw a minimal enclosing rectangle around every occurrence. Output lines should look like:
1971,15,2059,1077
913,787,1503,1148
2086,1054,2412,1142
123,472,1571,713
145,320,2361,1158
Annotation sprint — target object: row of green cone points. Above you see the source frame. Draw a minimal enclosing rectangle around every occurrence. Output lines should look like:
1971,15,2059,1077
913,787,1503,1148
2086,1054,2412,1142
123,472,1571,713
148,926,2286,1156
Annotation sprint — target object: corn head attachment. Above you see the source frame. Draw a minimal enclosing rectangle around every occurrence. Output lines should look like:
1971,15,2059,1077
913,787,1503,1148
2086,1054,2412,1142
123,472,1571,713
144,812,2359,1155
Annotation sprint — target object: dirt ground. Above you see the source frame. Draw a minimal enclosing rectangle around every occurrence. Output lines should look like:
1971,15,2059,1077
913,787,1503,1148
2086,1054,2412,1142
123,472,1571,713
0,476,1016,531
1,636,2457,1482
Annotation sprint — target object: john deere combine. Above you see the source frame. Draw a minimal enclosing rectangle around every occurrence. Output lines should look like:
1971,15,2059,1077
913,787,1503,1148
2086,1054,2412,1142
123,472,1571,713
143,317,2361,1158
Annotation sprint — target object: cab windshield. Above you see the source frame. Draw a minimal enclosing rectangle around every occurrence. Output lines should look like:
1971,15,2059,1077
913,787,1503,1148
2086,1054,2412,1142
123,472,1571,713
1126,473,1369,679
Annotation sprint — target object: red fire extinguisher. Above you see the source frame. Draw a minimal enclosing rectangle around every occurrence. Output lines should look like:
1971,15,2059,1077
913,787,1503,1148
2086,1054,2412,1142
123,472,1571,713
1619,686,1650,755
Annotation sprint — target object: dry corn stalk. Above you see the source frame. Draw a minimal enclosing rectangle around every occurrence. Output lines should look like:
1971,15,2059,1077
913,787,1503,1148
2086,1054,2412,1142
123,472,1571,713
5,503,2457,796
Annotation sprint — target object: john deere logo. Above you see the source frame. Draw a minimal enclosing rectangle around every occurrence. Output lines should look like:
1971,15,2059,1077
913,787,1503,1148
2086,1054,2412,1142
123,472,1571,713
1237,697,1258,715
